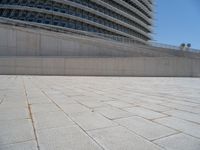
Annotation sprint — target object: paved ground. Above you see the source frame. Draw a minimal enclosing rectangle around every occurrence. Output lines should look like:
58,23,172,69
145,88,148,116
0,76,200,150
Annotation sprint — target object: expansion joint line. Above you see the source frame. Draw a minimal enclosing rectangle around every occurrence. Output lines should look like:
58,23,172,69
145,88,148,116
0,94,6,105
40,89,106,150
22,77,40,150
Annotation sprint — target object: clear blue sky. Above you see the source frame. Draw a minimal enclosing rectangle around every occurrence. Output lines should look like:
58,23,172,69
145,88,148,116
154,0,200,49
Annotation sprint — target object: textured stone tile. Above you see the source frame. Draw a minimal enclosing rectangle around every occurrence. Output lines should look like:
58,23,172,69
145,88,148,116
78,100,107,108
154,133,200,150
94,106,133,120
37,126,102,150
70,112,117,131
28,97,51,104
59,103,90,115
124,106,167,119
1,76,200,150
0,119,35,145
0,107,29,120
115,116,177,140
154,117,200,138
0,140,37,150
31,103,60,113
160,102,200,114
48,94,77,105
88,126,163,150
163,109,200,124
166,100,198,107
0,101,27,109
33,111,74,130
104,100,134,108
138,103,172,112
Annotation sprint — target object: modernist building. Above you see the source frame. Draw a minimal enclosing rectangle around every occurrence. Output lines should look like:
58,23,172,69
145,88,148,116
0,0,153,44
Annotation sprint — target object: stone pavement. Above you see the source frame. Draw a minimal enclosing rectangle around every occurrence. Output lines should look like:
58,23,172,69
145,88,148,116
0,76,200,150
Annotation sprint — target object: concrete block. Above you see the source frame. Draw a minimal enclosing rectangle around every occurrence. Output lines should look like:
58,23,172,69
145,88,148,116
192,59,200,77
16,31,40,56
0,107,29,121
94,106,133,120
31,103,60,113
15,57,42,75
175,58,193,77
88,126,162,150
40,35,59,56
0,140,37,150
0,119,35,145
33,111,74,130
144,57,158,76
105,100,134,108
115,116,177,140
0,27,8,47
70,111,117,131
59,103,89,115
124,106,167,119
42,58,65,75
37,126,102,150
155,117,200,138
163,110,200,124
0,57,15,74
154,133,200,150
138,102,172,112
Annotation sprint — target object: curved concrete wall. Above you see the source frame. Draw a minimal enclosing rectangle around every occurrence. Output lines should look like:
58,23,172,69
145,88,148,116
0,23,200,77
0,23,172,57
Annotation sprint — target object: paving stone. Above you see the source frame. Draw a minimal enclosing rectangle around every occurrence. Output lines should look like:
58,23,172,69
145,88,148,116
0,101,27,109
163,109,200,124
0,119,35,145
104,100,134,108
0,107,29,120
124,106,167,120
30,103,60,113
160,102,200,114
37,126,103,150
70,111,117,131
0,140,37,150
1,76,200,150
59,103,90,115
115,116,177,140
78,100,107,108
33,111,74,130
47,94,77,105
166,100,198,107
94,106,133,120
88,126,163,150
154,116,200,138
138,103,172,112
28,97,51,104
154,133,200,150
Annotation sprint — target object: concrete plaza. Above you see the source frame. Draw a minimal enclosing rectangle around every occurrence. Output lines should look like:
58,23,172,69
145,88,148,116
0,76,200,150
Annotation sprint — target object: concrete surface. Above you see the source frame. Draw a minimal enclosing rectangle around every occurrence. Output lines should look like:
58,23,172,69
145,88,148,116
1,23,200,77
0,23,189,57
0,76,200,150
0,23,151,57
0,56,200,77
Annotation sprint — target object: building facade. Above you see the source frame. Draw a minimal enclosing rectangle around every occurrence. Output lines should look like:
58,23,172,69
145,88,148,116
0,0,153,44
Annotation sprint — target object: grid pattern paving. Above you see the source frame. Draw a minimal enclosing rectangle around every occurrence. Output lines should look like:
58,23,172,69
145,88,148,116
0,76,200,150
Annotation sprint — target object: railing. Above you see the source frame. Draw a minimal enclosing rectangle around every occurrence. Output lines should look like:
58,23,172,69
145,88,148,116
149,42,200,53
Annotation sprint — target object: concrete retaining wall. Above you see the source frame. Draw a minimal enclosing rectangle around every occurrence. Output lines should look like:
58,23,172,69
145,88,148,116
0,56,200,77
0,23,176,57
0,23,200,77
